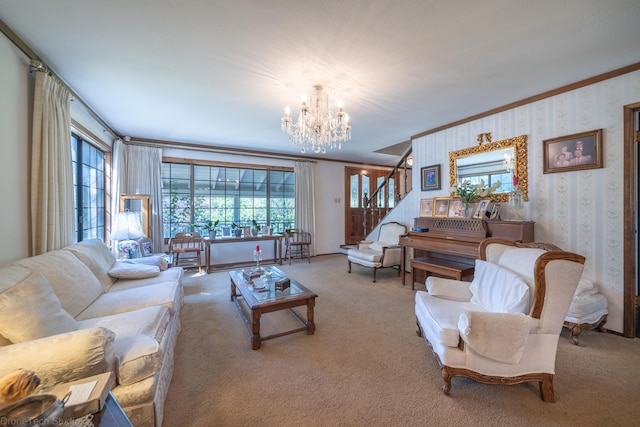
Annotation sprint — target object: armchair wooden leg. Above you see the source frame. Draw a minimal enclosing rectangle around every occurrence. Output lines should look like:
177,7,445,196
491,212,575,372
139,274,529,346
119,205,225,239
539,373,555,403
348,260,352,273
441,367,453,396
372,267,377,283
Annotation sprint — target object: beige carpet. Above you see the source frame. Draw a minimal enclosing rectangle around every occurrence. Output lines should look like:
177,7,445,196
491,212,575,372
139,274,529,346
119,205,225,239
163,255,640,427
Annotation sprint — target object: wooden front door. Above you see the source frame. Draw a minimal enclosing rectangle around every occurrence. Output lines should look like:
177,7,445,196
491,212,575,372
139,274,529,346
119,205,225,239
344,166,395,245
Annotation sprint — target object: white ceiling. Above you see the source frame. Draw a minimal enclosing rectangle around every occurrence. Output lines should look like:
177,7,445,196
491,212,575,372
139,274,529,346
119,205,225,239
1,0,639,166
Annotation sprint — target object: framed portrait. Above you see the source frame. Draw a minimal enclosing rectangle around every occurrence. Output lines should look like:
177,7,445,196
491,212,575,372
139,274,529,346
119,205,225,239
489,203,501,219
419,199,433,217
433,197,450,217
472,199,490,219
448,199,464,217
421,164,441,191
543,129,603,174
138,237,153,257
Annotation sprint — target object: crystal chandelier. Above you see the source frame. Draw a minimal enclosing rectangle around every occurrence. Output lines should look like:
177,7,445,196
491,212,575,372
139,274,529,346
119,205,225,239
281,85,351,154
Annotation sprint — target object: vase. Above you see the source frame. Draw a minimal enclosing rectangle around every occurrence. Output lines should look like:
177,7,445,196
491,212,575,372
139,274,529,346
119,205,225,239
508,185,525,220
463,202,474,218
208,230,216,240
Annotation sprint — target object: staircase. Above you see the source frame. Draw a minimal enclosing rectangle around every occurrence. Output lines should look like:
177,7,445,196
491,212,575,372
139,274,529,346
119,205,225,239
362,148,413,236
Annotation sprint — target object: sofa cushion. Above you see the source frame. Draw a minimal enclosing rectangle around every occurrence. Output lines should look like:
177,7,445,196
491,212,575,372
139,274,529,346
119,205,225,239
75,282,182,321
470,260,530,314
64,239,117,291
13,250,104,318
108,267,183,292
108,263,160,279
126,255,169,271
0,272,77,343
77,306,170,385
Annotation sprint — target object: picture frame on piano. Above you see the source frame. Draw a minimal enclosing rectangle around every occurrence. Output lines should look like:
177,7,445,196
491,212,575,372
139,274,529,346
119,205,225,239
433,197,450,217
489,203,501,219
420,199,434,217
472,199,490,219
448,199,464,217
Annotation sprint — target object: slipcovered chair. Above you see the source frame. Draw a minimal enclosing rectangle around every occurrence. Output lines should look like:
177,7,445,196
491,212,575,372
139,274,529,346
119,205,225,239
347,221,407,282
415,238,585,402
563,278,608,345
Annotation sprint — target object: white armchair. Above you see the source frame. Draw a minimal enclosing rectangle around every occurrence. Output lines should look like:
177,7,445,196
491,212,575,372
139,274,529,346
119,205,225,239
415,238,585,402
347,222,407,282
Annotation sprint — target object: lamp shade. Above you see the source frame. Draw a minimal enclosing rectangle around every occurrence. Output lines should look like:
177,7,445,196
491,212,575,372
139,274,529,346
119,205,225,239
110,212,145,240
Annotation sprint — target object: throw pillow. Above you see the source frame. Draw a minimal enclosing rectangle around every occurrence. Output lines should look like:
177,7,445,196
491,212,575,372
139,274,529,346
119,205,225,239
108,263,160,279
0,272,77,343
470,260,530,314
123,256,168,271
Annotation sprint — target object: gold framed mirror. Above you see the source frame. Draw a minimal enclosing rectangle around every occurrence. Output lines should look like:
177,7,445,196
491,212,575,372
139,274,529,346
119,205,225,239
119,194,151,238
449,134,528,202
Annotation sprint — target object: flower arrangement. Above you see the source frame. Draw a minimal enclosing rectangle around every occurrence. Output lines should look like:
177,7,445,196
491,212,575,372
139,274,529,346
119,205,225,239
452,179,501,216
118,239,139,259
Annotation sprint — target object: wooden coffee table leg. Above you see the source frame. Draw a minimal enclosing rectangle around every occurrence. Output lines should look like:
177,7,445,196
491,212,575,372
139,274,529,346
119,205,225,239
251,309,262,350
307,298,316,335
230,279,237,301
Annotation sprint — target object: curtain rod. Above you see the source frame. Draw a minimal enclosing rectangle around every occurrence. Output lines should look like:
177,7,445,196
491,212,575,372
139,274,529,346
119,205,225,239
1,18,120,141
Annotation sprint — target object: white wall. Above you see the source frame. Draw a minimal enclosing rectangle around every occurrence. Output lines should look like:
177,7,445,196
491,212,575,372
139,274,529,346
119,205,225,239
0,34,31,265
399,72,640,333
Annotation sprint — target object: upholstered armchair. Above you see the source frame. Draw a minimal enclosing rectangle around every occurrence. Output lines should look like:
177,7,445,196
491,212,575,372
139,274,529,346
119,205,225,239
347,221,407,282
415,238,585,402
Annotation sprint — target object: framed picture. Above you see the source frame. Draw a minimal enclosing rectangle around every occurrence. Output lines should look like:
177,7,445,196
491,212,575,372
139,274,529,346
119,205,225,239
142,241,153,256
433,197,450,217
472,199,491,219
448,199,464,217
543,129,603,174
421,164,441,191
490,203,501,219
420,199,433,217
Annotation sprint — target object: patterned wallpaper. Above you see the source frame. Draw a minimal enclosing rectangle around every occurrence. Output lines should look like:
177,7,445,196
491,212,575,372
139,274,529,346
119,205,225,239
384,70,640,333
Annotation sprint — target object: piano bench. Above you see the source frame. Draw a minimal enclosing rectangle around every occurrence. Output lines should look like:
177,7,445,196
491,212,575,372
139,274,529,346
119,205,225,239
409,256,475,290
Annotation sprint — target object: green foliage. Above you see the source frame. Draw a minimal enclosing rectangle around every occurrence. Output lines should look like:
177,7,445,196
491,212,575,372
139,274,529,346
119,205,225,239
194,219,219,231
453,179,501,204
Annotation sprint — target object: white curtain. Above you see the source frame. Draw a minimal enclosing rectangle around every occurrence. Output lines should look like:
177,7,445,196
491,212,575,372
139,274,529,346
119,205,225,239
113,143,164,253
294,161,316,256
30,71,74,255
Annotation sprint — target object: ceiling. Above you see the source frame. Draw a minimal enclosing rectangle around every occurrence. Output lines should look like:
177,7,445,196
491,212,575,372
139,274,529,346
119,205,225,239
1,1,639,166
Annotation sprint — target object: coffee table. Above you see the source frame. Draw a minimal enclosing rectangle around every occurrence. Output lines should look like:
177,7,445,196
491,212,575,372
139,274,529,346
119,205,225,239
229,266,317,349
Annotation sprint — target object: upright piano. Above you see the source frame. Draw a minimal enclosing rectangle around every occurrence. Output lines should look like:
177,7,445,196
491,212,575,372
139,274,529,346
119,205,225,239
399,217,534,287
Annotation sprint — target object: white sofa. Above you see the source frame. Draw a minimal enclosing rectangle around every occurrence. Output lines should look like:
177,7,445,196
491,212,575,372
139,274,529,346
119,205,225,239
415,238,585,402
0,239,184,427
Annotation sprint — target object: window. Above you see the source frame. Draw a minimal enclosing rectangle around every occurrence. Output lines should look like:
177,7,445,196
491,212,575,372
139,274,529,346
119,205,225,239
162,162,295,238
71,133,105,242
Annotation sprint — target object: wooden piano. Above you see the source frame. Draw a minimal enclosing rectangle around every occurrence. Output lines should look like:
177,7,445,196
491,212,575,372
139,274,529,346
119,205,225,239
400,217,534,289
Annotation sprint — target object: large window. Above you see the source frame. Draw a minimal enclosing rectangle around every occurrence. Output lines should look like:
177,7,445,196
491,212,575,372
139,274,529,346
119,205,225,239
71,133,105,242
162,162,295,238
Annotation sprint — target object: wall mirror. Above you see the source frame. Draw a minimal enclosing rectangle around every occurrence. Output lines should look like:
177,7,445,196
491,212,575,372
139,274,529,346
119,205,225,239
449,134,528,202
119,194,151,238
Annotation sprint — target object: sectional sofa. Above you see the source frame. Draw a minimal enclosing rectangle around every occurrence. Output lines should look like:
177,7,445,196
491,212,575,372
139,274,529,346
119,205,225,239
0,239,183,427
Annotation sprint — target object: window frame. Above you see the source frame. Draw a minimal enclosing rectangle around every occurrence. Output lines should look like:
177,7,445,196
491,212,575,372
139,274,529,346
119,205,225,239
161,159,295,239
71,132,107,242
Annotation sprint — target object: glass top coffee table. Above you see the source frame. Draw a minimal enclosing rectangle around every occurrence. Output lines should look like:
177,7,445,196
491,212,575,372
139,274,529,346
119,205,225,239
229,266,318,349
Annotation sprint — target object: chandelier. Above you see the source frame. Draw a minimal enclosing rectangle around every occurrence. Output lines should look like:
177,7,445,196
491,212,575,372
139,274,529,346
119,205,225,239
281,85,351,154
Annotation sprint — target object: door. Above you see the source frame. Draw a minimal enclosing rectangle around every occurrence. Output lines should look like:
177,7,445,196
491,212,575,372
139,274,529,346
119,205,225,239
344,166,395,245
